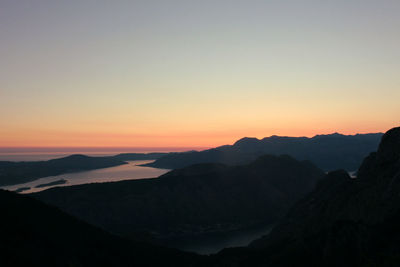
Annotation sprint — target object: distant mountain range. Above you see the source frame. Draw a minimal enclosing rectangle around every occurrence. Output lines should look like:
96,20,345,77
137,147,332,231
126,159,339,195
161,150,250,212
144,133,383,171
33,155,324,247
0,132,382,187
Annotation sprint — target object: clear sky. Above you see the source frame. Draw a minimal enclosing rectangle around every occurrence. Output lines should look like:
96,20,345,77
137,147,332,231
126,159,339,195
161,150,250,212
1,0,399,148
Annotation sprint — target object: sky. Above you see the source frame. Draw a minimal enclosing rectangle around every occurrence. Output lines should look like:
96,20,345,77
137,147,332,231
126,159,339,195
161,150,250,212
1,0,399,148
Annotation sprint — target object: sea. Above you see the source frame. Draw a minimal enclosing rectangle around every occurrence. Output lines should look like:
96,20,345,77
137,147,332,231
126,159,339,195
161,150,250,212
0,149,184,193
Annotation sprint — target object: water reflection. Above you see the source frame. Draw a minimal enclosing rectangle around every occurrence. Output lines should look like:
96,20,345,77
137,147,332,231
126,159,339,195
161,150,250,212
2,160,169,194
170,224,273,255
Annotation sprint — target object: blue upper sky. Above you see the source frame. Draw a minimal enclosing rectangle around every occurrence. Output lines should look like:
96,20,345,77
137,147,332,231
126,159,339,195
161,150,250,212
1,0,399,147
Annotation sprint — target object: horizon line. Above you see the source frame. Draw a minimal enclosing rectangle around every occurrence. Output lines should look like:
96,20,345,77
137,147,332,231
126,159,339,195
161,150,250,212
0,131,385,152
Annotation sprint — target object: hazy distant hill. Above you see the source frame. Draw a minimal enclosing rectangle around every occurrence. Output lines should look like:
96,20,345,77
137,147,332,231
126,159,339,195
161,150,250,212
0,189,201,267
33,155,324,246
111,152,168,161
145,133,383,171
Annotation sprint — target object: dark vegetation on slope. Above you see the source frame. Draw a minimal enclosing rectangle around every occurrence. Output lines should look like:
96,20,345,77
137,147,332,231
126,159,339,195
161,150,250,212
33,155,324,246
0,189,203,267
145,133,382,171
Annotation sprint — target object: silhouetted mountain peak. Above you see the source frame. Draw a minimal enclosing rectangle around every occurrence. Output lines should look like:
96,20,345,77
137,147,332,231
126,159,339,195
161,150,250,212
261,135,298,141
264,135,285,140
357,126,400,180
312,132,385,140
312,132,344,139
53,154,90,161
376,126,400,165
233,137,260,146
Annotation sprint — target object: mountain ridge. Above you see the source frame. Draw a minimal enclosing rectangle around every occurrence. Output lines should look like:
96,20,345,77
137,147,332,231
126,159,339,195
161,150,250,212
211,126,400,266
145,132,383,171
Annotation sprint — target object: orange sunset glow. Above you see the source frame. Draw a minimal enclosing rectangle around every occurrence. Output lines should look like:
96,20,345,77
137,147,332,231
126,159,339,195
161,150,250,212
1,1,399,149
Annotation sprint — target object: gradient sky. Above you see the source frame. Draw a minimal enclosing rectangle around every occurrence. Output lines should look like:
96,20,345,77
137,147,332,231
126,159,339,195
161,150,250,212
1,0,399,148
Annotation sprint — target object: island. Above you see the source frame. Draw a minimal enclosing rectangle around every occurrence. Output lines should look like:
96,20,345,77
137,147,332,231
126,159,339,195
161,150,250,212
15,187,31,193
35,179,68,188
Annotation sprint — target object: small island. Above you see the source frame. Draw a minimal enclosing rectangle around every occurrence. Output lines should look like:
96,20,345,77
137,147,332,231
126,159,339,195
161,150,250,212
15,187,31,193
35,179,67,188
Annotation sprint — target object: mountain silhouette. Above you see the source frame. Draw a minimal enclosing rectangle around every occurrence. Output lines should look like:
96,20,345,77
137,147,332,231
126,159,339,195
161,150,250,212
212,126,400,266
144,133,383,171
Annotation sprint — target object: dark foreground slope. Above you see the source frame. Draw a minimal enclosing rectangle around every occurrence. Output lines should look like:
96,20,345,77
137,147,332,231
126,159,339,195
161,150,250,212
212,126,400,266
0,154,127,186
0,189,203,267
145,133,382,171
33,155,324,245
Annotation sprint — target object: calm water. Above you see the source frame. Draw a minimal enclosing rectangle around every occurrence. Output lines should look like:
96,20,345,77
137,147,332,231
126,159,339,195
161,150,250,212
170,224,273,255
1,160,170,194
